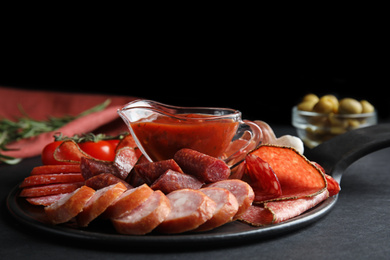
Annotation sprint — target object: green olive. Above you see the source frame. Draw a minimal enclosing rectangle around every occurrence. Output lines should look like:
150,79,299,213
360,100,375,113
302,93,319,103
320,95,339,113
297,100,317,111
338,98,363,114
313,98,334,114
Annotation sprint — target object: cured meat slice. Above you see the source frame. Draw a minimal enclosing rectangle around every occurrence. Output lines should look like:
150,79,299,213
30,165,81,175
103,184,154,219
53,140,93,164
113,147,138,179
239,189,329,226
250,145,327,201
26,193,70,206
19,182,84,197
311,161,341,197
20,174,85,188
133,159,184,185
195,187,239,232
115,134,137,152
80,157,118,180
208,179,254,219
173,148,230,183
85,173,132,190
76,182,127,227
150,170,203,194
44,186,95,224
157,189,216,234
111,190,171,235
245,154,282,202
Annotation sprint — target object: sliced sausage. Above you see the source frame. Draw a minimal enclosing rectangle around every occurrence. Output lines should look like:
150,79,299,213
27,193,70,206
157,189,216,234
44,186,95,224
30,165,81,175
85,173,132,190
133,159,184,185
111,190,171,235
173,148,230,183
195,187,239,232
20,182,84,197
150,169,203,194
102,184,154,219
20,173,85,188
76,182,127,227
208,179,254,219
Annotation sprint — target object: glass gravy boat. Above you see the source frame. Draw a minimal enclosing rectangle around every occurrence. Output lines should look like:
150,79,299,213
118,99,262,166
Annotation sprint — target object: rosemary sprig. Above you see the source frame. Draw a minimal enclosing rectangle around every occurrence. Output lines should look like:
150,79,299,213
0,99,111,164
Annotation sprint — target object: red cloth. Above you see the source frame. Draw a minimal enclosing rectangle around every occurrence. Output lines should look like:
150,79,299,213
0,87,137,159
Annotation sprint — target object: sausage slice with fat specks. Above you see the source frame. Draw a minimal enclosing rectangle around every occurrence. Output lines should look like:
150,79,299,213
44,186,95,225
111,190,171,235
195,187,239,232
156,189,216,234
102,184,154,219
76,182,127,227
208,179,254,219
174,148,230,183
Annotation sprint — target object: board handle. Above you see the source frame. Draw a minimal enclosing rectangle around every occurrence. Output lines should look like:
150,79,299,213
306,123,390,182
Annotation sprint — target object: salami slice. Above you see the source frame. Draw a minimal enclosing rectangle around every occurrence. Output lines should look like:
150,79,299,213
311,161,341,197
20,174,85,188
250,145,327,201
239,189,329,226
245,154,282,202
20,182,84,197
53,140,93,164
30,165,81,175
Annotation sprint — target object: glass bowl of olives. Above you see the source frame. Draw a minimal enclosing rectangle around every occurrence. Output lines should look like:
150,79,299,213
292,94,377,148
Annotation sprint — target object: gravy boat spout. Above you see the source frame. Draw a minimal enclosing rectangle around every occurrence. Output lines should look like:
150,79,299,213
118,99,262,166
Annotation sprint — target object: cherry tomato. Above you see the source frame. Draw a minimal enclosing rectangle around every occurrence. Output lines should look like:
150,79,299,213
106,139,120,150
78,141,116,161
42,141,68,165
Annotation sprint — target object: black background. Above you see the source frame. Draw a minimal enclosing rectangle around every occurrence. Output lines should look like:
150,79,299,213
1,20,388,125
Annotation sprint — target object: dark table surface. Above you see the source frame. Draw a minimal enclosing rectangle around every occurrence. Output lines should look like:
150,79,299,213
1,125,390,259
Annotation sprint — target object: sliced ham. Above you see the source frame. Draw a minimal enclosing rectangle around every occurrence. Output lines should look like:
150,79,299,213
76,182,127,227
157,189,216,234
111,190,171,235
195,187,239,232
44,186,95,224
